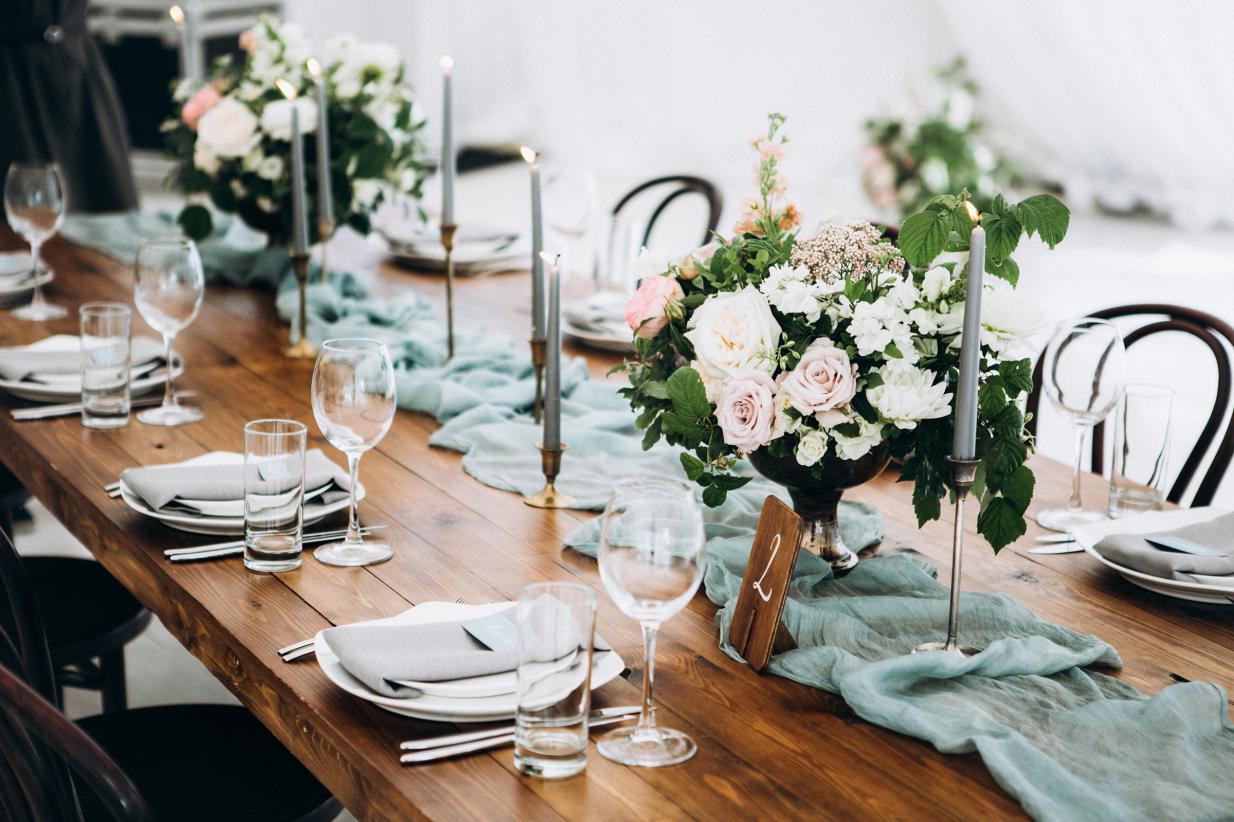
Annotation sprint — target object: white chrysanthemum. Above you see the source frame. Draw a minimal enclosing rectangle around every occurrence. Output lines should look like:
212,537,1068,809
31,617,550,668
333,41,402,98
832,417,884,461
795,429,830,467
760,264,823,322
866,361,953,430
979,280,1048,358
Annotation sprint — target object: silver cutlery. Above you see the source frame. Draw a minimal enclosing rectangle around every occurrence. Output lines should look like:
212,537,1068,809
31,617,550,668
1034,533,1076,544
398,705,640,752
13,391,196,421
399,708,640,764
166,526,386,563
1027,544,1084,555
278,595,469,662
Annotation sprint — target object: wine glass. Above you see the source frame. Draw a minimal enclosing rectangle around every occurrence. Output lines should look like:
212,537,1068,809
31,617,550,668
597,476,706,767
133,237,204,426
544,169,597,284
4,162,66,321
1036,317,1126,533
311,338,397,567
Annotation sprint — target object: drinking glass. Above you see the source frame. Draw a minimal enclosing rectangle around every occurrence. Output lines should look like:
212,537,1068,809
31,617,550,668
133,236,204,426
1108,384,1174,518
597,476,706,767
310,338,396,566
4,162,66,321
244,419,308,573
544,169,598,284
514,582,597,779
1036,317,1126,533
79,302,131,429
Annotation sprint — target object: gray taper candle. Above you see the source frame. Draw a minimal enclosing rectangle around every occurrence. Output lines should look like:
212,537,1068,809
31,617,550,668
439,57,455,225
276,78,309,257
952,202,984,460
542,252,561,450
308,59,333,229
522,147,545,339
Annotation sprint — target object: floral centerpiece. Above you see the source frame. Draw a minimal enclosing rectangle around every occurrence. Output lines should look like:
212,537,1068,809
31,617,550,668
164,16,428,244
862,57,1017,219
621,113,1069,561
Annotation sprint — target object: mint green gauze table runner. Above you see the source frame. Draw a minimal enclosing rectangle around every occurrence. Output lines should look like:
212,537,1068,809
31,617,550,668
62,227,1234,821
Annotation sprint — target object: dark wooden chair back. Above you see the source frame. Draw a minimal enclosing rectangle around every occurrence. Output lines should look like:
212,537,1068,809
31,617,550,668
0,527,57,703
1027,304,1234,506
611,175,723,251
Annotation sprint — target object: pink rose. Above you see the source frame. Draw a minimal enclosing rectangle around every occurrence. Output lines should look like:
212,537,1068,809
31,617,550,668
778,339,857,426
181,84,222,131
678,240,719,281
238,30,257,54
625,274,684,340
716,370,784,454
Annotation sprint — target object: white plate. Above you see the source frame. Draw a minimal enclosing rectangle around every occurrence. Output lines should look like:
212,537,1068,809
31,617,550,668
315,601,625,722
0,335,181,403
1074,508,1234,604
118,452,363,536
0,268,52,303
0,251,33,279
563,320,635,353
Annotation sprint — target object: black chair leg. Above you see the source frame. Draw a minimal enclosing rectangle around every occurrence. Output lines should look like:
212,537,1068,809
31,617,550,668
100,650,127,714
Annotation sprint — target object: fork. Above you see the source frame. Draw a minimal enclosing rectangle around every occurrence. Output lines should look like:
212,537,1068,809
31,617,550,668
278,596,469,662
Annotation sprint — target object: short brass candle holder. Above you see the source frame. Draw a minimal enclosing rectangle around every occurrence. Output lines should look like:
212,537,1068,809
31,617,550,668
528,336,546,424
524,443,574,509
914,456,983,657
440,222,458,360
283,252,318,359
316,216,336,284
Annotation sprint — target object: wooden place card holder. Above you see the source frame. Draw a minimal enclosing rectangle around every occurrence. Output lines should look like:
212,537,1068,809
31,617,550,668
730,496,803,671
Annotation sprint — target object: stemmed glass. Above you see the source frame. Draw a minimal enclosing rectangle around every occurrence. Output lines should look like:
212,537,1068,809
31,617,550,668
1036,317,1126,532
544,169,597,284
311,338,397,567
597,476,706,767
133,237,204,426
4,162,66,321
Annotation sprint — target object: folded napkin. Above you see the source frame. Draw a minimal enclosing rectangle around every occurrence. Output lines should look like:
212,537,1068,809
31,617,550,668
325,602,611,698
563,292,630,334
121,449,350,512
1094,512,1234,581
0,336,164,382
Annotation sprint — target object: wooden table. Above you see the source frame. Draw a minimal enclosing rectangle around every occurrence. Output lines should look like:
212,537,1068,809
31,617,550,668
2,236,1233,821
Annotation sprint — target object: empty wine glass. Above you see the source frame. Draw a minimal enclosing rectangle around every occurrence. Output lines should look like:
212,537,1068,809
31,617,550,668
4,162,66,321
1036,317,1126,533
133,237,204,426
311,338,397,567
597,476,706,767
544,169,597,284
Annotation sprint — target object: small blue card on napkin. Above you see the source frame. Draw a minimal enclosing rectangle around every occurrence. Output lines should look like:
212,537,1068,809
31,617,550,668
461,613,519,652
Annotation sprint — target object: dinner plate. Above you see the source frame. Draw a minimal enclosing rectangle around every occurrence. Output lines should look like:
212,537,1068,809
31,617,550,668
563,320,636,353
0,268,52,304
315,601,625,722
0,334,181,403
0,251,34,279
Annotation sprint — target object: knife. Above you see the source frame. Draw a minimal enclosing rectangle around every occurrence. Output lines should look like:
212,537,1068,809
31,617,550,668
399,711,639,764
399,705,639,752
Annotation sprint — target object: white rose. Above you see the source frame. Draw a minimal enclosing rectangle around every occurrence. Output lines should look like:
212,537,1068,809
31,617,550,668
196,97,260,159
922,266,951,302
260,97,318,142
760,264,823,322
832,417,884,461
866,361,953,430
685,286,780,399
257,155,284,181
794,429,829,467
193,144,220,176
632,247,673,282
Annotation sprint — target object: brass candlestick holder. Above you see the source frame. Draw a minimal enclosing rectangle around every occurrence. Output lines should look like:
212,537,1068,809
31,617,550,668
440,222,458,360
914,456,983,657
283,252,317,359
316,216,335,284
528,336,546,424
524,443,574,509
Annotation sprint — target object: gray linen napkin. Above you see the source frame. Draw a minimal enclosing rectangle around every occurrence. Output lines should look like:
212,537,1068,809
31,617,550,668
121,449,350,511
324,604,611,698
1094,512,1234,581
0,336,164,382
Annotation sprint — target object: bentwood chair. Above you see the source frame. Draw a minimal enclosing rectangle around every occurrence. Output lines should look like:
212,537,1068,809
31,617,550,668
0,462,150,712
1027,303,1234,506
607,175,723,281
0,528,341,822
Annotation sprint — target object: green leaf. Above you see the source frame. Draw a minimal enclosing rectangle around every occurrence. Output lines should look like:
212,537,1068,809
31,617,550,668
352,141,392,179
982,435,1027,490
660,411,706,440
710,474,753,491
640,416,663,451
680,453,706,482
641,380,669,400
985,255,1020,286
978,378,1008,417
912,476,942,526
977,496,1027,552
997,359,1034,395
1014,194,1070,249
999,465,1036,515
863,372,884,390
884,343,903,359
181,168,210,194
899,205,954,268
666,366,711,421
983,210,1022,262
176,205,213,241
702,484,727,507
850,393,880,424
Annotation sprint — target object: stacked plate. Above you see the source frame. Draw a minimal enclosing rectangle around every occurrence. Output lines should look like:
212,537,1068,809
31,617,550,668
0,251,52,307
316,600,625,723
0,334,182,403
378,221,529,276
118,452,361,536
563,290,635,353
1074,508,1234,604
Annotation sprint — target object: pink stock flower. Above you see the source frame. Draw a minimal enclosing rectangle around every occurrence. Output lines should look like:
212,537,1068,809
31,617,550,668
715,370,783,454
625,274,684,340
181,84,222,130
778,339,858,424
238,30,258,54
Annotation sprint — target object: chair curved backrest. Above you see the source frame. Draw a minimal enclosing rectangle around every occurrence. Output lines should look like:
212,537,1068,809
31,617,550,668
611,175,723,251
1027,304,1234,506
0,525,57,704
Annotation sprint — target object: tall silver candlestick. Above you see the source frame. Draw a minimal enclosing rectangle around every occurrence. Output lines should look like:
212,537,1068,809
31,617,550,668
525,252,572,509
276,78,315,359
913,457,982,656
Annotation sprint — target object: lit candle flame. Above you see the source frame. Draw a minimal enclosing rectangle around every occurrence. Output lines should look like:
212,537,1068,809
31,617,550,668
520,146,538,165
964,200,981,224
539,251,559,271
305,57,323,79
168,4,185,26
439,55,454,73
274,78,298,100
